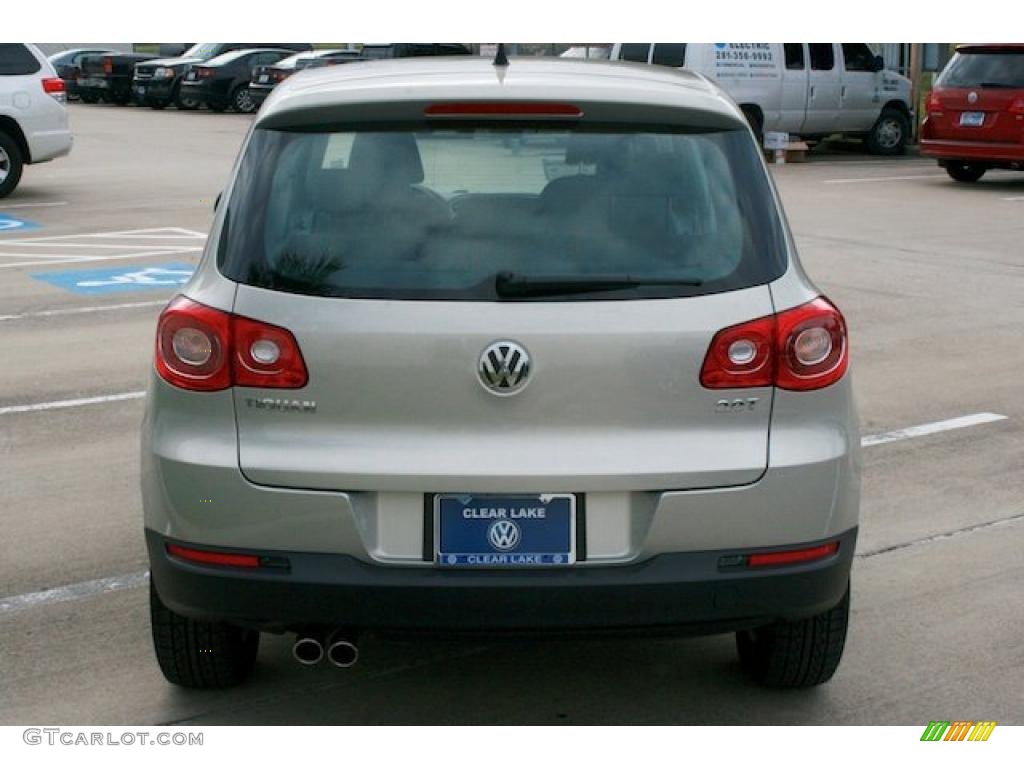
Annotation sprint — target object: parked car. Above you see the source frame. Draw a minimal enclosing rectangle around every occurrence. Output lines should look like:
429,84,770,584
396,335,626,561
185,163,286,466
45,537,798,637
609,43,913,154
559,45,611,60
77,51,157,105
144,56,859,690
358,43,472,59
250,49,363,108
180,48,296,113
0,43,72,198
921,44,1024,182
132,43,312,110
47,48,116,100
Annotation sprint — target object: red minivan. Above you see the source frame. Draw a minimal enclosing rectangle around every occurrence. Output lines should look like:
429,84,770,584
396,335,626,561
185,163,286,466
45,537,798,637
921,44,1024,182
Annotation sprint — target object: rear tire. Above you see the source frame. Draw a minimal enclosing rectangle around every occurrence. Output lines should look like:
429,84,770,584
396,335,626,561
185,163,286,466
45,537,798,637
865,107,909,155
0,130,25,199
149,579,259,689
231,85,257,114
175,91,201,110
945,162,987,183
736,584,850,688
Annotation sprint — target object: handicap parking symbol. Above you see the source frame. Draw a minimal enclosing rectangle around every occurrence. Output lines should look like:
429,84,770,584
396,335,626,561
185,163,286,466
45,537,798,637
0,214,42,233
30,262,196,295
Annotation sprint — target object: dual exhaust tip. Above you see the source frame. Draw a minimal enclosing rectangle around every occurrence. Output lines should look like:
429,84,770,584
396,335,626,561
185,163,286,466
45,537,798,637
292,630,359,668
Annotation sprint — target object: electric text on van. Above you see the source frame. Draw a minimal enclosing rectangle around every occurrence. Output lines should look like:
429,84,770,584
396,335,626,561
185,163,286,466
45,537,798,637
142,56,860,689
611,43,912,154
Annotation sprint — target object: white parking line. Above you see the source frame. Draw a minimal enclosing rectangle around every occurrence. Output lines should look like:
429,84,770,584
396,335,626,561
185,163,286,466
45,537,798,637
0,300,167,322
0,571,149,616
823,174,948,185
0,226,205,268
0,248,202,269
1002,196,1024,202
0,201,69,210
0,391,146,416
860,412,1007,447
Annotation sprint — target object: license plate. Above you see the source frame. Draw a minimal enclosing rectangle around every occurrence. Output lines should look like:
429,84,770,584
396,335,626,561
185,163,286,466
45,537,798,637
259,74,269,83
435,493,576,567
960,111,985,127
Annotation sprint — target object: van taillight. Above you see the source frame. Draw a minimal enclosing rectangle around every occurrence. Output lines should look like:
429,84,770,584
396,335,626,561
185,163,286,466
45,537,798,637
102,57,113,74
1009,97,1024,116
700,297,849,392
926,91,943,114
155,296,308,392
41,77,66,102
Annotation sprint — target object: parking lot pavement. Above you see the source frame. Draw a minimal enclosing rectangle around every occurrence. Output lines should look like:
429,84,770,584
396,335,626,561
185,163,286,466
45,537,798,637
1,104,1023,724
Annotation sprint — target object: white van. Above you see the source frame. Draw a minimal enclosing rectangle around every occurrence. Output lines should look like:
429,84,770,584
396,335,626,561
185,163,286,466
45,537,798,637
609,43,913,154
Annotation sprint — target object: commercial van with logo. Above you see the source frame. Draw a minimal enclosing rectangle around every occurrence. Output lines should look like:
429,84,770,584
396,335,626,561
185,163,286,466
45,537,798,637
610,43,913,154
142,56,860,691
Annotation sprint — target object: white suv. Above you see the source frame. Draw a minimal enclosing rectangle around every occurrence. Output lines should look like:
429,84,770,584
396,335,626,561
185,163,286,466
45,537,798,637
0,43,73,199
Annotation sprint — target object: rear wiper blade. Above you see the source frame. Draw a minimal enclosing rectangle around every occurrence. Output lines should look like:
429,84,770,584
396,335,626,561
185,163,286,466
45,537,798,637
978,81,1018,88
495,271,703,298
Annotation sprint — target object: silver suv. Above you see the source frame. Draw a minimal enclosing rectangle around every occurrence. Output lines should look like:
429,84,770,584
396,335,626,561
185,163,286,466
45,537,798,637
142,56,860,690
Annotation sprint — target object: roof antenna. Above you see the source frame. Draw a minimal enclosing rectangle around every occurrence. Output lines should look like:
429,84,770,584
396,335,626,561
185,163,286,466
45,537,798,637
493,43,509,67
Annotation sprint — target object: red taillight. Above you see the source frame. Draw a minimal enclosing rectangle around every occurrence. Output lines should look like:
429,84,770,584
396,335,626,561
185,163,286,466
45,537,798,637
155,296,308,392
42,77,65,94
425,102,583,117
700,297,848,392
233,315,308,388
102,56,113,74
926,90,943,114
272,70,290,82
166,543,261,568
747,541,839,568
1009,97,1024,115
194,67,212,79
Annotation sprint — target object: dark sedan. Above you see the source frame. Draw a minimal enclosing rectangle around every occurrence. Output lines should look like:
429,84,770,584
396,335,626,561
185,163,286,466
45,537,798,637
48,48,117,100
249,49,364,107
180,48,294,113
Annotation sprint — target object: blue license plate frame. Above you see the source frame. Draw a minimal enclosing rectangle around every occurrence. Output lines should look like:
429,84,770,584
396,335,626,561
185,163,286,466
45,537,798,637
434,493,577,567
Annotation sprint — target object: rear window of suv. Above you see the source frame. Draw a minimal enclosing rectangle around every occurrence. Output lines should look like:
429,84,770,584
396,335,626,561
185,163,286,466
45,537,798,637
0,44,42,76
218,124,787,301
937,49,1024,88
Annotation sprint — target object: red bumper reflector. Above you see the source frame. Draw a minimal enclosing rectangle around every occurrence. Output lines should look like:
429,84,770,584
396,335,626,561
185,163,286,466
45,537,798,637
747,541,839,568
166,544,261,568
425,102,583,117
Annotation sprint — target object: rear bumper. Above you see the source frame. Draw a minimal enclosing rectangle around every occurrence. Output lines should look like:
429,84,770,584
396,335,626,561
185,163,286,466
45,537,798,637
920,138,1024,166
147,526,857,634
26,129,73,164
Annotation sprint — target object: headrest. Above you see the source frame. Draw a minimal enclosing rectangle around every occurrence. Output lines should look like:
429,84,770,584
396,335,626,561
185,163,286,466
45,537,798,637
564,133,610,165
347,133,425,187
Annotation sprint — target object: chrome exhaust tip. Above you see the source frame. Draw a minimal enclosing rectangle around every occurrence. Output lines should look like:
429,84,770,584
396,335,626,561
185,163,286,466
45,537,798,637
292,635,325,666
326,631,359,668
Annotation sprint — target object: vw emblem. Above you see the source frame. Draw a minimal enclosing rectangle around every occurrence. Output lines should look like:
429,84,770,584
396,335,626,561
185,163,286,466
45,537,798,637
487,520,521,551
968,91,978,104
478,340,531,395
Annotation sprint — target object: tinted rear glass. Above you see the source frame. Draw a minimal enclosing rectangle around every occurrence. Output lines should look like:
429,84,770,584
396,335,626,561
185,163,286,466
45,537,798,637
937,51,1024,88
0,44,41,75
219,125,787,301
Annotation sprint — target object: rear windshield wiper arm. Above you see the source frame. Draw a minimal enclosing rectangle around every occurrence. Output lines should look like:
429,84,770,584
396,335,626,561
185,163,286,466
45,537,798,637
977,81,1019,89
495,271,703,298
